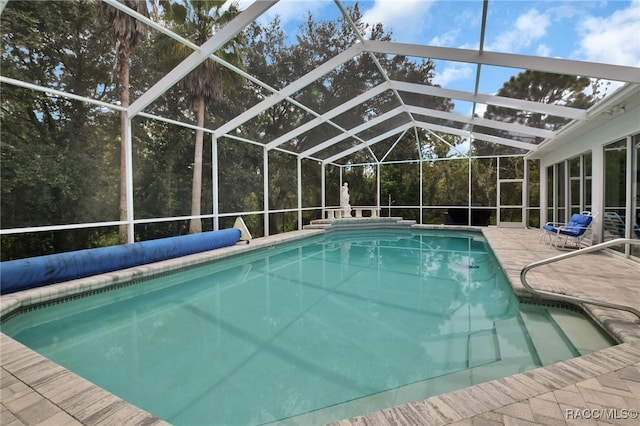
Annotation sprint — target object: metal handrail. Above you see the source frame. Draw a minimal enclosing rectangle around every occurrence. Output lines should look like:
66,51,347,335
520,238,640,322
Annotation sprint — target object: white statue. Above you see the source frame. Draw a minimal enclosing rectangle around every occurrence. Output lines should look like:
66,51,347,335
341,182,352,218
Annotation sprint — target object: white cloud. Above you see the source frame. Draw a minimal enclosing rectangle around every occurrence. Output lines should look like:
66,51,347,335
429,29,460,47
487,8,551,53
362,0,435,43
536,44,552,57
432,64,473,87
546,3,582,21
574,1,640,66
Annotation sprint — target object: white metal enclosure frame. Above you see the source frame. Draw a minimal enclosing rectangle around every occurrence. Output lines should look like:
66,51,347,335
1,0,639,241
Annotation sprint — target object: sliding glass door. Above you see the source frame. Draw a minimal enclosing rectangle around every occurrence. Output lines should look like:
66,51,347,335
603,135,640,258
547,152,592,225
633,135,640,257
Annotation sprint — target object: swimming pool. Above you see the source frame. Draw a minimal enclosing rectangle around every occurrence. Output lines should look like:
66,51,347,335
1,229,612,425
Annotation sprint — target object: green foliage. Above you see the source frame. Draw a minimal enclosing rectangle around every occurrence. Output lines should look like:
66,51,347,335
1,1,118,257
301,159,322,208
471,158,497,206
1,1,549,259
217,138,263,213
474,70,597,156
133,118,194,219
422,159,469,206
267,150,297,210
485,70,593,129
154,0,246,234
381,162,420,207
96,0,150,80
159,0,244,103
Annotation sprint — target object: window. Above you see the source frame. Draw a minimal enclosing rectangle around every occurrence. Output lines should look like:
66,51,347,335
547,152,592,225
603,137,640,258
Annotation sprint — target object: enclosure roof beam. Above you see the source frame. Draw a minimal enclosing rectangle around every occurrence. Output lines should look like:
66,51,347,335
411,120,537,151
323,122,414,164
323,116,538,165
413,122,470,139
104,0,339,143
300,106,407,158
405,105,555,139
380,128,410,162
0,76,125,112
468,131,538,151
365,41,640,84
215,43,364,137
390,80,587,121
127,0,277,117
423,127,469,158
265,82,390,149
335,0,415,144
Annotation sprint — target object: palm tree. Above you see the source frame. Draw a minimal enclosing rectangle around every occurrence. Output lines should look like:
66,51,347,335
97,0,149,244
162,0,244,234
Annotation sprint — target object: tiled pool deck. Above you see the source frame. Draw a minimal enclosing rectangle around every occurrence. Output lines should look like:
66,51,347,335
1,224,639,425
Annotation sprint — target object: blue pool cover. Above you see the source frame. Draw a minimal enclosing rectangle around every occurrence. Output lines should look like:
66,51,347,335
0,228,241,295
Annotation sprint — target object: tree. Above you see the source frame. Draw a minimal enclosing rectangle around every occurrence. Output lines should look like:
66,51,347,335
97,0,150,244
242,4,454,228
1,0,118,259
159,0,245,234
486,70,593,129
473,70,596,156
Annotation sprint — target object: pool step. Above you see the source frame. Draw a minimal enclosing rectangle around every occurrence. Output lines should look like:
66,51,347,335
545,307,612,354
518,307,579,365
494,316,541,370
266,308,606,426
303,223,332,230
468,329,500,368
306,217,415,229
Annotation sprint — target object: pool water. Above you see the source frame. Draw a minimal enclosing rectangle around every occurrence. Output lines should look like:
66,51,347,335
2,229,612,425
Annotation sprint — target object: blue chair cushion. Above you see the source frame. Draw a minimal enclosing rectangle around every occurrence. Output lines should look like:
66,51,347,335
559,214,592,237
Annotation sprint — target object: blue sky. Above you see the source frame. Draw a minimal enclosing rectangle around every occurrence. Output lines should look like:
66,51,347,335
239,0,639,107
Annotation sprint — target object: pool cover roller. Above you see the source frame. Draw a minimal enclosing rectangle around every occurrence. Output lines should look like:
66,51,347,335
0,228,241,295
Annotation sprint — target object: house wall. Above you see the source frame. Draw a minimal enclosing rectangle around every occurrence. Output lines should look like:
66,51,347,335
538,102,640,243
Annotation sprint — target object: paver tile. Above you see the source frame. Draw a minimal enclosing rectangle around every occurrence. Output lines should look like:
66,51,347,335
502,414,539,425
577,385,629,407
617,365,640,382
468,414,503,426
622,379,640,398
1,404,26,426
494,401,535,422
33,411,83,426
554,387,587,407
13,398,60,426
409,398,462,425
532,413,568,426
529,394,564,420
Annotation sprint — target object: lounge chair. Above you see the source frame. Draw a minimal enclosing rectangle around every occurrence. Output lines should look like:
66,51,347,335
540,211,596,249
603,212,625,238
603,211,640,238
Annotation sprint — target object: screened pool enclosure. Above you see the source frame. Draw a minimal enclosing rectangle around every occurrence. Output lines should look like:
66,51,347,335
1,0,639,261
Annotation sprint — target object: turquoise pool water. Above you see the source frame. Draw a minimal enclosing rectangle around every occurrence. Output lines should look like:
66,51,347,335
2,229,612,425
